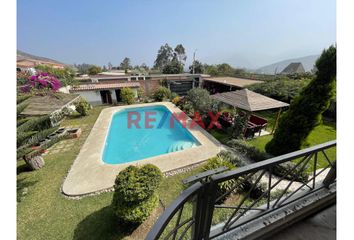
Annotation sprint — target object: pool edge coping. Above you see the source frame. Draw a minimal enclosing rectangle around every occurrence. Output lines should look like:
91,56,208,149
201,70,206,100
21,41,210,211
61,102,222,197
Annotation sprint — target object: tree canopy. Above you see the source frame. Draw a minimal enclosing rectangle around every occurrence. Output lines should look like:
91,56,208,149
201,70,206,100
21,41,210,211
154,43,187,71
162,59,183,74
88,65,102,75
173,44,187,65
189,60,204,74
154,43,174,70
120,57,132,70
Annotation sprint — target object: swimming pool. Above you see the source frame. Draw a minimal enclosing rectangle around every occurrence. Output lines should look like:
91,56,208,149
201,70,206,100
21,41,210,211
103,105,200,164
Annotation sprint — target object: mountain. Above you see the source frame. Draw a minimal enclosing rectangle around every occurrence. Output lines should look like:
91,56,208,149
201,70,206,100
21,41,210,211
254,55,319,74
17,50,67,66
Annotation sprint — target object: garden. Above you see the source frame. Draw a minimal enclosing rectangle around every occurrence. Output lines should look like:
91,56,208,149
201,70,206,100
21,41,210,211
17,46,336,239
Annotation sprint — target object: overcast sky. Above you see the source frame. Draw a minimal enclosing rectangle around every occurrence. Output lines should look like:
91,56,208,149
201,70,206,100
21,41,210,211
17,0,336,69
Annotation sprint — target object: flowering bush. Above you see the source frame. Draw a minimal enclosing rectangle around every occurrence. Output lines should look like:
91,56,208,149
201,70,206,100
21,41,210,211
20,72,61,93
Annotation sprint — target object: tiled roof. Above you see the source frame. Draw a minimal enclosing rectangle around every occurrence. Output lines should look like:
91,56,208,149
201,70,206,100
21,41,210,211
70,82,140,91
203,77,263,88
212,89,289,112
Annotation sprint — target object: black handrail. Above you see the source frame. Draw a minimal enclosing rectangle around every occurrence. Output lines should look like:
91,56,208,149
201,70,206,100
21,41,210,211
212,140,336,183
147,140,336,240
147,182,203,240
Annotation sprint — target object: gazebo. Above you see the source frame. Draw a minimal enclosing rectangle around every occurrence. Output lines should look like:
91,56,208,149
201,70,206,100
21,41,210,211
211,89,289,135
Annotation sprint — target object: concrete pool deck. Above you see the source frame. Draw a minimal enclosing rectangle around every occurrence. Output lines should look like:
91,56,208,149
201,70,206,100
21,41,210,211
62,102,222,196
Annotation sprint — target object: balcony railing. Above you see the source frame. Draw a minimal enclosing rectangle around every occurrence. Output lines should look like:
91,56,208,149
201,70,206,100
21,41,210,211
146,140,336,240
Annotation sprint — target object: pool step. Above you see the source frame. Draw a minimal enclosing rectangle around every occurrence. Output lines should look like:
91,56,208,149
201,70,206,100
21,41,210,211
167,141,196,153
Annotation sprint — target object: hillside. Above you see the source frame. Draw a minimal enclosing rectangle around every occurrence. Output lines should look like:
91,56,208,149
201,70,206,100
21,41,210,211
17,50,66,65
255,55,319,74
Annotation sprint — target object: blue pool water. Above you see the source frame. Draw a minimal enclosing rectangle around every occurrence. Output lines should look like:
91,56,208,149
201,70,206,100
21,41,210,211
103,105,200,164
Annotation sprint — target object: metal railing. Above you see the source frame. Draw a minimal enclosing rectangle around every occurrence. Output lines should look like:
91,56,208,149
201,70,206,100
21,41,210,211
146,140,336,240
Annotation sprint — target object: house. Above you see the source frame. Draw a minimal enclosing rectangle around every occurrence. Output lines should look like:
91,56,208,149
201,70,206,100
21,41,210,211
70,73,208,105
280,62,305,75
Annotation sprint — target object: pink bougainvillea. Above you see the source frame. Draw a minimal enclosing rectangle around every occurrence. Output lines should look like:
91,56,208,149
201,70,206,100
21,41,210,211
20,72,61,93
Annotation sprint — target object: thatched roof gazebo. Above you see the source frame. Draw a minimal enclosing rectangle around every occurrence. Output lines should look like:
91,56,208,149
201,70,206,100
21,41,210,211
211,89,289,133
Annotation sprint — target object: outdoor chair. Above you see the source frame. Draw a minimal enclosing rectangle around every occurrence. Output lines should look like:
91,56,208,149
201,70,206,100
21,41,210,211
249,115,268,136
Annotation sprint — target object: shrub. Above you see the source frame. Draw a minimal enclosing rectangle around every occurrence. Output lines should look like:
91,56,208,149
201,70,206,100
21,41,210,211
231,111,249,139
226,139,309,182
186,88,212,115
75,99,91,116
137,87,145,101
112,164,163,224
121,87,135,105
112,193,159,224
170,92,178,100
248,78,311,103
17,115,52,133
20,72,61,93
239,178,267,199
203,156,237,202
217,150,246,167
266,46,336,156
153,86,171,101
171,95,181,105
273,162,310,183
203,156,236,172
227,139,272,162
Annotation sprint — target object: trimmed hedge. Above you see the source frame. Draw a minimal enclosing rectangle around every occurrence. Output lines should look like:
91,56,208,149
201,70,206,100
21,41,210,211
112,193,159,224
112,164,162,224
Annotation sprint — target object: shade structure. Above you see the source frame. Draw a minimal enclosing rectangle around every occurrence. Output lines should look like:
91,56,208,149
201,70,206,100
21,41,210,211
211,89,289,112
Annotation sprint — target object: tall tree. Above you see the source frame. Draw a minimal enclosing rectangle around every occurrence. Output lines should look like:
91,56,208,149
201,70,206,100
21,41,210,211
88,65,102,75
189,60,204,74
74,63,94,75
154,43,174,70
162,59,183,74
265,45,336,156
217,63,233,75
174,44,187,65
120,57,132,70
140,63,149,71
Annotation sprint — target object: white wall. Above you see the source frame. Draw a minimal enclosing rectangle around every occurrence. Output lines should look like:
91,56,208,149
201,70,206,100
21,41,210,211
59,85,71,94
74,88,138,105
77,91,102,105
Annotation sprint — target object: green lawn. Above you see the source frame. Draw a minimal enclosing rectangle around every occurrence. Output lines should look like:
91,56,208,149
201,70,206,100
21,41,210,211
17,106,336,239
248,121,336,171
17,106,203,240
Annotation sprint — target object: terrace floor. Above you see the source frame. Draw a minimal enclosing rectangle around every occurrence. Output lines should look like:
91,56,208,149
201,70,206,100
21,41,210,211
269,204,336,240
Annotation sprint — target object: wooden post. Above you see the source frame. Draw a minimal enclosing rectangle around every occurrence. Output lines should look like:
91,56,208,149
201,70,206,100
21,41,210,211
272,108,282,134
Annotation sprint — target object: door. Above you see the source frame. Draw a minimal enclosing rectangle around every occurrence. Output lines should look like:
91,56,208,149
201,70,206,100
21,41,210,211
115,89,122,102
100,90,113,104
